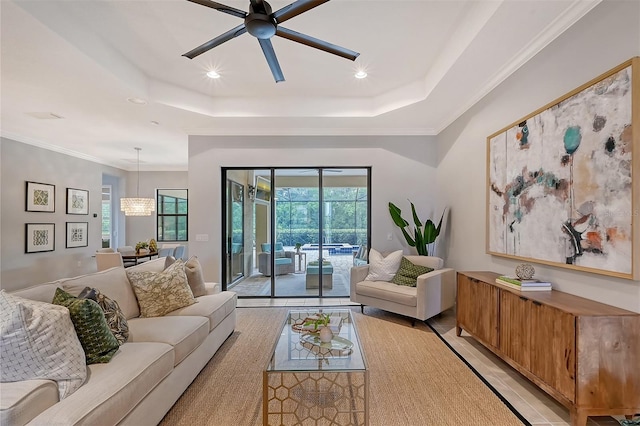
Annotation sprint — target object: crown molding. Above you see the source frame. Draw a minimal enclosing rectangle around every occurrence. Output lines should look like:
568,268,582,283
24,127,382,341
435,0,602,133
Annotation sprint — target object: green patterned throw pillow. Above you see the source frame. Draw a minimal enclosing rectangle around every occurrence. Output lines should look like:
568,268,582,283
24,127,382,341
391,257,434,287
78,287,129,345
52,288,119,364
126,259,196,318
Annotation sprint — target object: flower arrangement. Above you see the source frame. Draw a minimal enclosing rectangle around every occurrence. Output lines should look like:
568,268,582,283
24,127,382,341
303,313,330,331
135,241,149,254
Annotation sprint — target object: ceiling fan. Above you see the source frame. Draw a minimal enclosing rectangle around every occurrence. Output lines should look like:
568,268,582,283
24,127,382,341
182,0,360,82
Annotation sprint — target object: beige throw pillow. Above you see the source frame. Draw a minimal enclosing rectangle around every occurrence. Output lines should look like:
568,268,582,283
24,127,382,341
126,259,196,318
0,290,87,399
364,249,403,281
185,256,206,297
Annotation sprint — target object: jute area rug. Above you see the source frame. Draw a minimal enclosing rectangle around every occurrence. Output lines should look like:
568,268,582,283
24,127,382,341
160,307,525,425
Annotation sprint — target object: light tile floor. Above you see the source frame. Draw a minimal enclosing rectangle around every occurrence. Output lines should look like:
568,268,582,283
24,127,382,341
237,298,629,426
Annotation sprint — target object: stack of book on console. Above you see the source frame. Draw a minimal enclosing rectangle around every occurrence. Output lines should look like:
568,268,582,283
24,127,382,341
496,276,552,291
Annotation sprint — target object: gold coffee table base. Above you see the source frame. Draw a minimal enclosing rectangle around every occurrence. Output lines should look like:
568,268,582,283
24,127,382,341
264,371,368,425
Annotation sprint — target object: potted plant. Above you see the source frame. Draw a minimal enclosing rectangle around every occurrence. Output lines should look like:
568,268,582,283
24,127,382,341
303,313,333,342
294,242,302,254
135,241,149,254
389,201,446,256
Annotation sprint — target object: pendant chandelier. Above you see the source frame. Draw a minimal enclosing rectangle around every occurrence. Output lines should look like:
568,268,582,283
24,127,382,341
120,147,155,216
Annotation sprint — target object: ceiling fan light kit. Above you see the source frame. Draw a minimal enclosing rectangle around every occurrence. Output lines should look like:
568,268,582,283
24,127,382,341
183,0,359,82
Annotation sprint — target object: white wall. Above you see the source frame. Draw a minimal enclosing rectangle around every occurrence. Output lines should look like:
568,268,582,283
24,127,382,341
188,135,441,282
1,138,125,290
437,1,640,312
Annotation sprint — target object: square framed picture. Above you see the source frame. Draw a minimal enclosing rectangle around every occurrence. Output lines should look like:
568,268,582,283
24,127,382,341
66,222,88,248
26,181,55,212
66,188,89,215
25,223,55,253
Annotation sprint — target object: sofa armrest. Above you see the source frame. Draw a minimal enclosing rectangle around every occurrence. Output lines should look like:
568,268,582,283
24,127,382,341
415,268,456,319
203,282,220,295
349,265,370,301
284,251,295,260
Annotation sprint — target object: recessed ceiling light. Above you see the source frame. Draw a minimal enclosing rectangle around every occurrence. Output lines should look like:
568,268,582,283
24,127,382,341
127,97,147,105
354,70,368,79
206,70,221,79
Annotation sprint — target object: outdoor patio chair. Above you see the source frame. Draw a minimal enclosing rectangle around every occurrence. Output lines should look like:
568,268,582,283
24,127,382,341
258,242,294,276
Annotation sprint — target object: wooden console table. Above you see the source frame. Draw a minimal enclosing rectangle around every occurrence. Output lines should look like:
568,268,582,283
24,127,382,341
456,271,639,426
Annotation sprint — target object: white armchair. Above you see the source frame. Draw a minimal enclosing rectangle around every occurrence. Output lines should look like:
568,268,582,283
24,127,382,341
350,255,456,325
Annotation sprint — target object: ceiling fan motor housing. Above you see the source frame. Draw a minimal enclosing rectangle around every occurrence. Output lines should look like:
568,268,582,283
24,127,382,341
245,2,276,39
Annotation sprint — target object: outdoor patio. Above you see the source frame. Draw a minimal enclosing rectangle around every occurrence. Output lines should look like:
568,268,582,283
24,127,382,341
229,248,356,297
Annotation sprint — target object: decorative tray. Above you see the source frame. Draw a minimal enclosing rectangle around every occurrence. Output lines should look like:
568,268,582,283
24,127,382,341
300,334,353,351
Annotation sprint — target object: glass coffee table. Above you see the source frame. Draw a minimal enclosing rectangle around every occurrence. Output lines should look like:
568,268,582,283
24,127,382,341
263,309,369,425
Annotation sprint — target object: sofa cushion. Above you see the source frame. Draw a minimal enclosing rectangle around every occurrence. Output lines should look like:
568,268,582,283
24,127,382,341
10,283,59,304
52,288,120,364
391,257,434,287
60,267,140,319
166,291,237,331
364,249,403,281
185,256,207,297
356,280,417,307
0,380,59,426
28,342,174,426
78,287,129,345
128,257,168,273
127,260,196,318
0,290,87,399
127,316,209,365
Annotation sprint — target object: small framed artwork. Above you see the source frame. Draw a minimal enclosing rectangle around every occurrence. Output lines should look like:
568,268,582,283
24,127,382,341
66,188,89,215
26,181,55,212
66,222,88,248
25,223,55,253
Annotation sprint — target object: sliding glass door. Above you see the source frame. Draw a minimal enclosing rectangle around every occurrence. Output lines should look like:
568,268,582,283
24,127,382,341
222,167,370,298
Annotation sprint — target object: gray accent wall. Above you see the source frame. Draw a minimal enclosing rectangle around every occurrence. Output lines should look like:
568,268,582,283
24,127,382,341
1,138,124,290
437,1,640,312
0,138,188,291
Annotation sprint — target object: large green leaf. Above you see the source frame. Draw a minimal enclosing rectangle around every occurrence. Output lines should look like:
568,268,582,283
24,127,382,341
389,202,409,228
389,201,446,255
410,202,422,228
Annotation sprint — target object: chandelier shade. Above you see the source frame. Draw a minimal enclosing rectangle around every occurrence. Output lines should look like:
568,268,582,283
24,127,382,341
120,147,155,216
120,197,155,216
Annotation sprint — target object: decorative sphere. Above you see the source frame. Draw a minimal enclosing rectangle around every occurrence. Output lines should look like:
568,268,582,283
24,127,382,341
515,263,535,280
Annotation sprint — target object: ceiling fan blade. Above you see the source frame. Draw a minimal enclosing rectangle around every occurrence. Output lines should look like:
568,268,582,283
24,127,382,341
185,0,247,19
182,24,247,59
272,0,329,24
258,39,285,82
276,27,359,61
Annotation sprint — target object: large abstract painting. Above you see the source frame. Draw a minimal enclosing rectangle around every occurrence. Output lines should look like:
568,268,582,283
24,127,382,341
487,58,639,279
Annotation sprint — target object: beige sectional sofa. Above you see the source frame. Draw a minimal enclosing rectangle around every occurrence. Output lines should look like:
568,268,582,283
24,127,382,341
1,258,237,426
